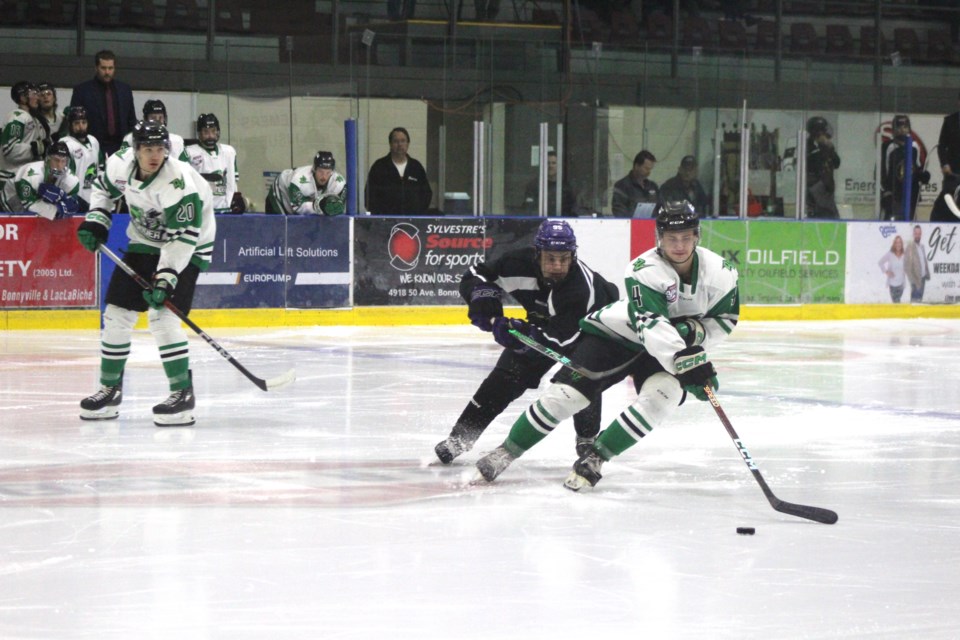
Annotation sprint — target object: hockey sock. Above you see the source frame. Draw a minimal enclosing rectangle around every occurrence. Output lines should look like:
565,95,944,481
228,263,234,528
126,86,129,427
504,383,589,455
594,372,682,460
99,304,138,386
150,308,190,391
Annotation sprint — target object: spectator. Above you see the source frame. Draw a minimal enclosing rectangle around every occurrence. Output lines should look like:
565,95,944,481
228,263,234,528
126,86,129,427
36,83,65,140
611,150,659,217
266,151,347,215
119,100,189,162
523,151,577,216
659,155,709,214
59,106,104,206
186,113,243,214
0,141,82,219
70,50,137,157
932,92,960,221
805,116,841,219
0,82,48,200
366,127,432,215
881,115,929,221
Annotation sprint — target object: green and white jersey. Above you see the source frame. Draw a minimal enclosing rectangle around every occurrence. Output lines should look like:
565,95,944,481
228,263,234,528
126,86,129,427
0,108,46,182
267,165,346,214
61,134,104,204
582,245,740,373
185,142,238,213
88,148,216,272
0,160,80,219
118,131,189,163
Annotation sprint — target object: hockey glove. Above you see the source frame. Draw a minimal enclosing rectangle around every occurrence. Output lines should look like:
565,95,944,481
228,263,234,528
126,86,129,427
230,192,246,214
55,196,80,219
467,283,503,331
76,220,109,252
38,182,66,205
491,317,539,353
673,345,719,402
674,318,706,347
142,269,178,310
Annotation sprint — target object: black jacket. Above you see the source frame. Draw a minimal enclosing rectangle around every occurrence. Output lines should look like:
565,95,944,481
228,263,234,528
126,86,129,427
69,77,137,157
938,111,960,173
365,154,433,214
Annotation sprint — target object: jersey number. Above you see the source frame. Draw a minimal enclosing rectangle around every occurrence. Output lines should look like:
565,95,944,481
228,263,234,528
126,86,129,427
176,202,195,223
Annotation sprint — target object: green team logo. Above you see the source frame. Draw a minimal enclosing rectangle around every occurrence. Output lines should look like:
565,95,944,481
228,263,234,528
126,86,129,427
17,182,31,199
170,177,185,190
632,257,647,271
722,259,736,271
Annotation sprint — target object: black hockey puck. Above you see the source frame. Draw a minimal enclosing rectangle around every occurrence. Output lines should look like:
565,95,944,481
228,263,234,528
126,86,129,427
736,527,756,535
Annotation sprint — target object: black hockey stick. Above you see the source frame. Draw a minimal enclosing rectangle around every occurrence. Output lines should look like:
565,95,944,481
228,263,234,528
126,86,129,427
98,245,296,392
507,328,640,380
704,385,838,525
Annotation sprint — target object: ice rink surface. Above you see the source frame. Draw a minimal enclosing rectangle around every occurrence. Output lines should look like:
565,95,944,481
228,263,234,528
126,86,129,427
1,318,959,639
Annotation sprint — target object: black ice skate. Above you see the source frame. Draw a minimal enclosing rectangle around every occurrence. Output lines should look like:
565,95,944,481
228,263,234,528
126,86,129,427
153,383,196,427
435,436,468,464
475,446,516,482
575,435,596,458
563,451,604,491
79,380,123,421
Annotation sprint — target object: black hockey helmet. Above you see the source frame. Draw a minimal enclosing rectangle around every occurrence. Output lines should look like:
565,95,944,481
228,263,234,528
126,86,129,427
142,99,167,122
46,141,70,160
196,113,220,149
132,120,170,150
36,82,56,97
45,141,70,179
656,200,700,236
313,150,336,170
66,106,87,122
10,81,36,105
806,116,831,138
892,114,911,134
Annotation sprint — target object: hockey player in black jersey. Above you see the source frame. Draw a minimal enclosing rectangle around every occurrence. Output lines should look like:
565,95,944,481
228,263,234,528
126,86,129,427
434,219,619,464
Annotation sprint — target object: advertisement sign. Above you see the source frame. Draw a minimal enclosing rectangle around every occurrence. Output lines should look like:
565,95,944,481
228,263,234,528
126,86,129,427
353,217,541,306
700,220,846,304
846,222,960,304
193,215,350,309
0,216,96,309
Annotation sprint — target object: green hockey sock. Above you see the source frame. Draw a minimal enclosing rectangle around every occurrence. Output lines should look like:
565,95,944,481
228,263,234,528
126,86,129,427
158,341,190,391
99,341,129,386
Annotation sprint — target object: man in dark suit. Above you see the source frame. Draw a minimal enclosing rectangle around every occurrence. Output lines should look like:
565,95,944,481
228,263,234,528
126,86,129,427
69,50,137,157
932,92,960,221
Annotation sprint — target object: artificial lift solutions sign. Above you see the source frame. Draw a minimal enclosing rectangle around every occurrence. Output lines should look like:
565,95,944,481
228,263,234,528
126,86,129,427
0,217,96,309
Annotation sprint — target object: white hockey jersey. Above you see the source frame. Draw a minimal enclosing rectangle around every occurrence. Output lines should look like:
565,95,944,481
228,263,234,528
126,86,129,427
185,142,239,213
0,108,46,183
0,160,80,219
581,245,740,373
267,165,346,214
87,148,216,273
61,134,103,204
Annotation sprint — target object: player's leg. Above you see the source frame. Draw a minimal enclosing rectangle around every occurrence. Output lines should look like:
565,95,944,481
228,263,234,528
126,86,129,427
564,359,684,491
435,349,552,463
149,263,201,427
572,394,603,458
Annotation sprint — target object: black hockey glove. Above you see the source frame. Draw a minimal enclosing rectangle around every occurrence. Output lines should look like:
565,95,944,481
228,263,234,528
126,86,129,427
674,318,706,347
467,283,503,331
491,317,540,353
230,192,246,214
77,220,108,252
142,269,178,310
673,346,719,402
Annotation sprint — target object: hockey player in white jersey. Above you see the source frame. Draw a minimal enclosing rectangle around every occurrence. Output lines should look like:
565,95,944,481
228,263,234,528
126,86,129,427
76,120,216,427
185,113,242,213
475,201,740,488
265,150,347,215
1,82,49,197
0,141,81,218
60,106,104,205
117,99,189,162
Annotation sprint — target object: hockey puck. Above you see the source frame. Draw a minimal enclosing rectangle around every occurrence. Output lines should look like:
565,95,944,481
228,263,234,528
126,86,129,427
736,527,756,535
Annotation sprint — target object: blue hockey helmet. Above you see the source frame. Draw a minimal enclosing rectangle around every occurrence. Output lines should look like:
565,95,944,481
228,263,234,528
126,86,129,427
534,219,577,253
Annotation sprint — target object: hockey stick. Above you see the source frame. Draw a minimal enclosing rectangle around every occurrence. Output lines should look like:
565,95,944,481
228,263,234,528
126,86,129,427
945,192,960,219
703,385,838,525
507,328,640,381
98,245,296,392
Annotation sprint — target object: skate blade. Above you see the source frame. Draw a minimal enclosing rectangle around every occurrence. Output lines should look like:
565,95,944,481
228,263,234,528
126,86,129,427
563,471,592,492
79,408,119,421
153,411,196,427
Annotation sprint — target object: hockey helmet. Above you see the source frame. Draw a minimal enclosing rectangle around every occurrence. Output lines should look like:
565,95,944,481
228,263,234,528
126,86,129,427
892,114,911,134
66,106,88,123
132,120,170,150
196,113,221,149
45,141,70,179
534,219,577,253
313,150,336,170
36,82,56,97
806,116,831,138
10,81,36,105
656,200,700,237
46,141,70,160
142,99,167,123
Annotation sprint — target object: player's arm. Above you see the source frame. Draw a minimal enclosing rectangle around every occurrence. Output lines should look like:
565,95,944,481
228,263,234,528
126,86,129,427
1,118,42,164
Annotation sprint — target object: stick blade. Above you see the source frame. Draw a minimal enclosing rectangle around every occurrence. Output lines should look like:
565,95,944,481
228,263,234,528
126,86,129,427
264,368,297,391
775,500,839,525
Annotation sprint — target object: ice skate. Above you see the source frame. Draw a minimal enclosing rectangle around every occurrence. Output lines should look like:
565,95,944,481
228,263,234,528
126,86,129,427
435,436,468,464
153,385,196,427
475,446,516,482
79,380,123,420
575,435,596,458
563,451,604,491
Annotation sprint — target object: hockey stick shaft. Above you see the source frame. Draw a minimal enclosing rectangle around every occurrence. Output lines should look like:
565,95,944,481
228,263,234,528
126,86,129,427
945,193,960,219
704,385,838,525
507,329,639,380
97,245,295,392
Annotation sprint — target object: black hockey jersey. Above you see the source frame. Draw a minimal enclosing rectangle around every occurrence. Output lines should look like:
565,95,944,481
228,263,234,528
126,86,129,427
460,246,619,350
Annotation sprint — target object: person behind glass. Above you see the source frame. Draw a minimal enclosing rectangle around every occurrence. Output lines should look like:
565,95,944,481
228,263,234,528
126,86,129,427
931,92,960,222
877,235,906,303
660,155,709,214
35,83,65,141
881,115,930,221
611,150,658,217
904,225,930,303
70,50,137,157
0,142,82,219
523,151,577,215
118,100,189,162
805,116,841,219
59,106,104,207
0,82,49,199
185,113,243,214
266,151,347,215
366,127,432,215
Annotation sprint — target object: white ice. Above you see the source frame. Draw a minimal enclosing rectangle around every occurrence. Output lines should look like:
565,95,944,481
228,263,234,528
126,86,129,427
1,319,959,639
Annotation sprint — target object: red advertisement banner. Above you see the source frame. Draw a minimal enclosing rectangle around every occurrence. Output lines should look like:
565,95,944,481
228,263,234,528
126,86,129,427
0,216,97,309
